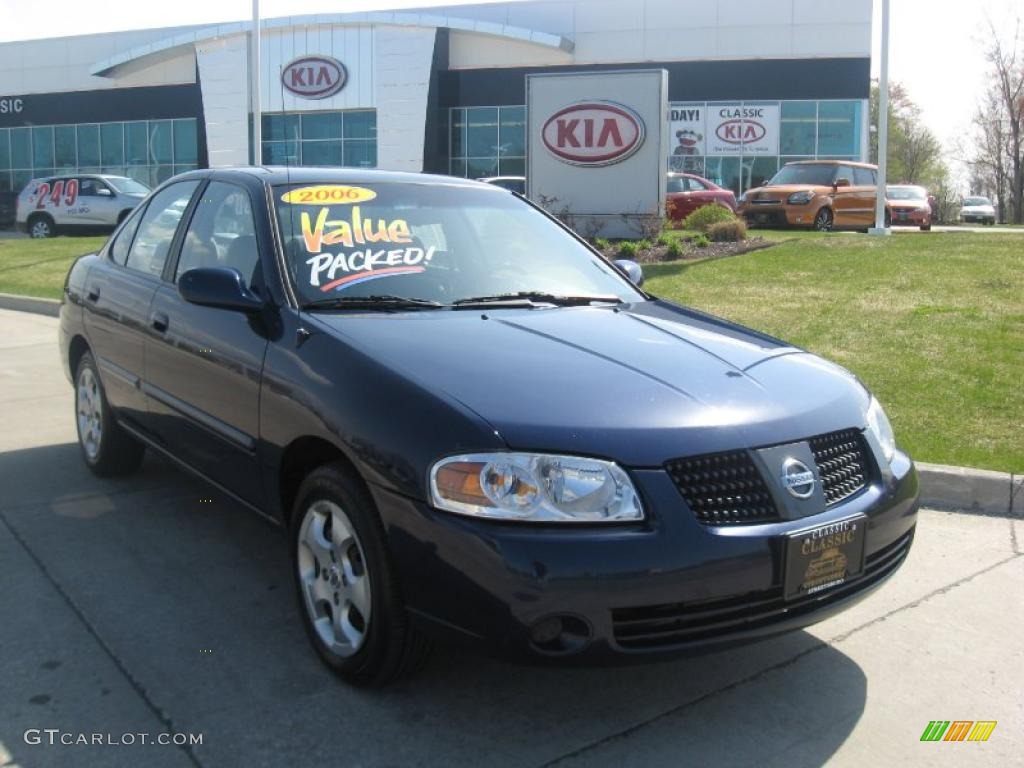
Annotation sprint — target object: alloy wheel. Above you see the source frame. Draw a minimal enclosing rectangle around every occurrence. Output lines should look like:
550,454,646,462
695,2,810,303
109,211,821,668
297,500,372,658
814,208,833,232
76,367,103,461
31,219,52,238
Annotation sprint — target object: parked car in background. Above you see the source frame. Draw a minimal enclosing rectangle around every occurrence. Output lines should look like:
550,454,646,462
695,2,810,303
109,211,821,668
737,160,878,231
665,172,737,222
886,185,932,231
16,174,150,238
480,176,526,194
959,196,996,225
0,191,15,230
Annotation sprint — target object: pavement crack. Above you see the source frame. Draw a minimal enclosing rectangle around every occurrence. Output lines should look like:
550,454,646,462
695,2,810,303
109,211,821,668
0,510,206,768
536,551,1023,768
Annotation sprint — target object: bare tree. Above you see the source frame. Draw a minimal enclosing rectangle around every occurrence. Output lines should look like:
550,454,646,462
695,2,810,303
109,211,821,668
977,18,1024,223
968,85,1012,219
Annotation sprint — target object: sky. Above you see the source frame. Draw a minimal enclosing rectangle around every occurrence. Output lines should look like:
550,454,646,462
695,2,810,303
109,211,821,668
0,0,1020,177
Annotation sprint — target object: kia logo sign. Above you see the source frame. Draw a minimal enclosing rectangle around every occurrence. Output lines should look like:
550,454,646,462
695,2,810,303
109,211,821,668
281,56,347,99
715,119,766,145
541,101,645,166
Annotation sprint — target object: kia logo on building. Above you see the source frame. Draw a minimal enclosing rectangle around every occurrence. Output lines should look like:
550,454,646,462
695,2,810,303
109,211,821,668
541,101,645,166
716,119,766,145
281,56,347,99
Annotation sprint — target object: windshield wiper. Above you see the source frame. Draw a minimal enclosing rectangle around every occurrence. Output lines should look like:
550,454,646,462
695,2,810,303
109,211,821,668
302,294,444,311
451,292,624,309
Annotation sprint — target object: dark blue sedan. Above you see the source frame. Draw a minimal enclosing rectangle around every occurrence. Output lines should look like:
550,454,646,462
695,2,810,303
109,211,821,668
59,168,918,686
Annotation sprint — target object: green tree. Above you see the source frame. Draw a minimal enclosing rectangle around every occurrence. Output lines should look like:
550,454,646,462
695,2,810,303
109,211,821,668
869,81,949,190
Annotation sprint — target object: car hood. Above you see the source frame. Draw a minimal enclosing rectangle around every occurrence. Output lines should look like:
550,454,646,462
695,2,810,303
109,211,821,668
745,184,825,199
311,301,870,466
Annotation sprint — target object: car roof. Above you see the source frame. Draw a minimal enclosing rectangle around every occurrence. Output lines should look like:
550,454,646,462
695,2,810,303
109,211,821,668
196,166,496,189
784,159,878,170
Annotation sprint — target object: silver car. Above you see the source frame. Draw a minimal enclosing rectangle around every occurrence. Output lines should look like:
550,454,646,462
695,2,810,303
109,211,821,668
16,174,149,238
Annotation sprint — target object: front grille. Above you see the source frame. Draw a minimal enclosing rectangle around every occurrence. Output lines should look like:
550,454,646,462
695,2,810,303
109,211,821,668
749,198,781,205
809,429,871,505
664,450,779,526
611,529,914,650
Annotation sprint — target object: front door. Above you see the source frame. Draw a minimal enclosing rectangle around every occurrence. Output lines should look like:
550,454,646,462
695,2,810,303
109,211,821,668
77,177,121,226
830,164,860,228
143,180,269,507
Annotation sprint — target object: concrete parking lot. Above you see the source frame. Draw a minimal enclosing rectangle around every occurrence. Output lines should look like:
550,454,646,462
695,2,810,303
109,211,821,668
1,307,1021,768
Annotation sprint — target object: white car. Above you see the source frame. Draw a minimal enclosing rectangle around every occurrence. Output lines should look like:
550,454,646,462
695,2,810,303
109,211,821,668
16,174,150,238
959,196,997,226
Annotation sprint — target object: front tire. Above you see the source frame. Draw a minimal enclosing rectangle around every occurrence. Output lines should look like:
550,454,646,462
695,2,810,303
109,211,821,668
813,207,834,232
74,352,145,476
291,463,429,686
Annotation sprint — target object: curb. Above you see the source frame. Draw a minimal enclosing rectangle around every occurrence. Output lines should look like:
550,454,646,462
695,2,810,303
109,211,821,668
916,462,1020,517
0,292,60,318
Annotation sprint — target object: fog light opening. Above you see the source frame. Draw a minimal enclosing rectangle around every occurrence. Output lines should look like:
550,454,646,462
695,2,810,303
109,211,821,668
528,614,592,656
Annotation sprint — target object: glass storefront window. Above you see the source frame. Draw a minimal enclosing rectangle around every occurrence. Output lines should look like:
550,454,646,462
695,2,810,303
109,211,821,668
0,129,9,170
450,106,526,179
101,123,124,167
817,101,861,157
741,156,779,191
32,126,53,168
260,110,377,169
55,126,76,169
125,122,148,166
77,124,100,167
173,119,198,165
149,120,174,165
780,101,816,156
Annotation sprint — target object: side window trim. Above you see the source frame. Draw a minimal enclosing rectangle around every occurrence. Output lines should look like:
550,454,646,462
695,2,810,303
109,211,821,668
107,202,148,266
161,178,211,283
123,180,202,280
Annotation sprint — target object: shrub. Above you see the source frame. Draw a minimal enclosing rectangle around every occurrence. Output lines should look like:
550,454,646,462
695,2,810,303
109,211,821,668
656,232,672,247
617,240,639,259
692,234,710,248
665,240,683,259
683,204,736,233
594,237,610,252
706,219,748,242
635,238,651,252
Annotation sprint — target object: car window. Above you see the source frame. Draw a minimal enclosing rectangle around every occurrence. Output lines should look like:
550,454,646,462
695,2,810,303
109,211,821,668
124,181,199,278
109,206,145,265
853,167,874,186
836,166,855,185
666,177,685,193
79,178,110,197
176,181,260,288
688,177,708,191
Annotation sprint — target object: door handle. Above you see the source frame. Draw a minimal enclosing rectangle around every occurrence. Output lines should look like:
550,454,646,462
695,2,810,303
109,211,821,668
86,286,100,302
150,311,169,333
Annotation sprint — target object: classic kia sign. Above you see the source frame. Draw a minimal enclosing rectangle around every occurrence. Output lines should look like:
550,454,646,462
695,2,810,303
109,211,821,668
281,56,347,100
541,101,645,166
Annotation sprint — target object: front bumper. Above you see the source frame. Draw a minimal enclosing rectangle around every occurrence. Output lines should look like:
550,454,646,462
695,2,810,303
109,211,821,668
373,451,919,662
738,203,817,228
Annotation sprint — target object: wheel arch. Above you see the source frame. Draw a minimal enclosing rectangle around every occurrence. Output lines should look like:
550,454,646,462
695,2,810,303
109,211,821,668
68,334,91,381
277,436,370,525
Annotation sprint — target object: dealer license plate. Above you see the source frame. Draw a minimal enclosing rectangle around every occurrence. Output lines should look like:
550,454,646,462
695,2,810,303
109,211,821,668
784,516,867,600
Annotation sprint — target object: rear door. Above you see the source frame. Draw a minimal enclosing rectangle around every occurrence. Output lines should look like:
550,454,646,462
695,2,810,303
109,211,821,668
82,181,200,426
853,166,878,227
143,180,269,506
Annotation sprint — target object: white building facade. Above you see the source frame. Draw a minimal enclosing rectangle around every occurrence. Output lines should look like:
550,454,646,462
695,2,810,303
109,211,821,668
0,0,873,197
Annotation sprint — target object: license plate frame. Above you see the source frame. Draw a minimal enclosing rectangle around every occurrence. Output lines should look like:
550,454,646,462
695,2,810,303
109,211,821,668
783,515,867,601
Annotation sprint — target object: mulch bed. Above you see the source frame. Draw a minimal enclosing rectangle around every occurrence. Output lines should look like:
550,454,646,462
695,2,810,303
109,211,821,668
597,236,774,264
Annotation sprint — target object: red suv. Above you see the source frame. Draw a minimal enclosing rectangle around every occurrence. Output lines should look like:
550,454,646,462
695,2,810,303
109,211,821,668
666,173,737,222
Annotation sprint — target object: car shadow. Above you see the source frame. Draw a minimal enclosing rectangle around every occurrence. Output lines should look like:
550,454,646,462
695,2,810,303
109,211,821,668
1,443,867,768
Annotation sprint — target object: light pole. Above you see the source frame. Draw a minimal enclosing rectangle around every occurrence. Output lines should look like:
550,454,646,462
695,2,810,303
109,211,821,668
870,0,891,235
250,0,262,165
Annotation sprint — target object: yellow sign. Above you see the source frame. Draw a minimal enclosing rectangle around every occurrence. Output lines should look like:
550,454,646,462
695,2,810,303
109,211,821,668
280,185,377,205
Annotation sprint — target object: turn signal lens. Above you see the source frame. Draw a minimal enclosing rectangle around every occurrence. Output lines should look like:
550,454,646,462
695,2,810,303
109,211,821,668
429,453,643,523
866,396,897,464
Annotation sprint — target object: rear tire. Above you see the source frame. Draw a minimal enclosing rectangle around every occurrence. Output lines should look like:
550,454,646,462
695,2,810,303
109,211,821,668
28,213,55,238
291,463,429,687
74,352,145,477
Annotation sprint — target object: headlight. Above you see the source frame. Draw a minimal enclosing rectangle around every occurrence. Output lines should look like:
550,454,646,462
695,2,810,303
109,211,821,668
787,190,815,205
865,397,896,463
429,452,643,522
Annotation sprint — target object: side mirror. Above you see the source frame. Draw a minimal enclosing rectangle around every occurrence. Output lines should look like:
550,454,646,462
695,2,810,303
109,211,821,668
834,177,851,188
614,259,644,288
96,187,113,197
179,267,262,312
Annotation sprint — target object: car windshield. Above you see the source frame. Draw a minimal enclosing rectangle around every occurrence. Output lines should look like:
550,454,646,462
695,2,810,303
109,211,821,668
107,177,150,195
964,196,991,206
768,164,837,187
273,181,643,307
887,186,927,201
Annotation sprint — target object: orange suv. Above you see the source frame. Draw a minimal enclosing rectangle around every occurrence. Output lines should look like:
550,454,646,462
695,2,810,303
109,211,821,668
738,160,879,231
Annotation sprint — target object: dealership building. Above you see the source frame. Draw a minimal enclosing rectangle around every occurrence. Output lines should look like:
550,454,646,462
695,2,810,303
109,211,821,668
0,0,872,198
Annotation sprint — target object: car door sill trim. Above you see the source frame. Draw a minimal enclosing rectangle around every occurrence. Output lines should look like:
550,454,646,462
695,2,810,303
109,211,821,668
116,418,280,528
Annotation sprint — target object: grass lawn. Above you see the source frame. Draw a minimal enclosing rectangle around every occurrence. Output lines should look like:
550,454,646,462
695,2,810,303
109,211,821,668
0,236,106,299
647,231,1023,473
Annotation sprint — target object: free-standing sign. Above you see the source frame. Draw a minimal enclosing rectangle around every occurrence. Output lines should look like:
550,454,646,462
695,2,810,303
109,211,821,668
528,70,668,239
281,56,347,100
